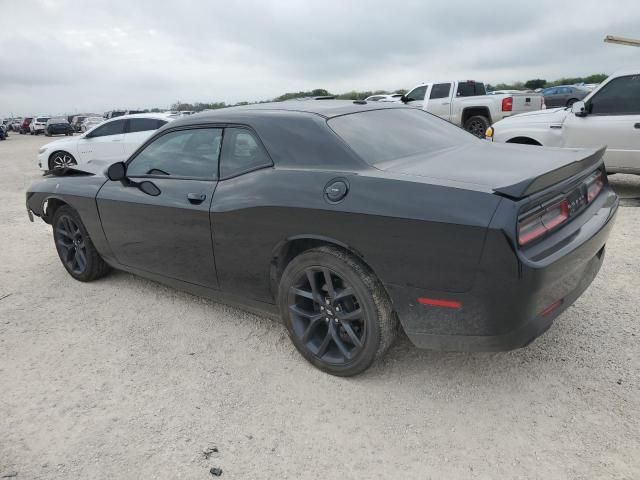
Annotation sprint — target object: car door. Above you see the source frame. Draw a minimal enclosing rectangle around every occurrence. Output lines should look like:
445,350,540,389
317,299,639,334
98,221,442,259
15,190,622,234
403,85,428,108
77,118,126,162
543,88,559,107
124,118,168,156
424,83,452,120
96,127,222,288
563,74,640,173
209,127,274,300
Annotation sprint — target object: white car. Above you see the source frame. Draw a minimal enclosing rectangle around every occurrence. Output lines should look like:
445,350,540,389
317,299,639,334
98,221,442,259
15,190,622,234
37,113,174,170
81,116,104,132
487,68,640,174
30,116,50,135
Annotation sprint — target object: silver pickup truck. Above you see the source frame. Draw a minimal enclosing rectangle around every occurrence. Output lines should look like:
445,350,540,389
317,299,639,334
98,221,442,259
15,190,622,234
401,80,544,137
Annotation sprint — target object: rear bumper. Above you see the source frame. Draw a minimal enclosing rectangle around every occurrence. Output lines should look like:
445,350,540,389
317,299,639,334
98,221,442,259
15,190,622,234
387,190,618,352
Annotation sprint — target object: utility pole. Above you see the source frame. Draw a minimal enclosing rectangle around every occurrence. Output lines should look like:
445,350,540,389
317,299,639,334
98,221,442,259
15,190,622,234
604,35,640,47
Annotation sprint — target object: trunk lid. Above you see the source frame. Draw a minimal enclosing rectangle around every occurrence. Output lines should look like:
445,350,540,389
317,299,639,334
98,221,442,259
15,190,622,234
376,141,605,199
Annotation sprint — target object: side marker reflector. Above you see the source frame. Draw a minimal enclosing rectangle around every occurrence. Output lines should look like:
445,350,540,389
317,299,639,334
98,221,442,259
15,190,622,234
417,298,462,309
540,299,563,317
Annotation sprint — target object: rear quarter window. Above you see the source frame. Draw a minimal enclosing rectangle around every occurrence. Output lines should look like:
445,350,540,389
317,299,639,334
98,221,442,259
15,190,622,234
328,108,475,167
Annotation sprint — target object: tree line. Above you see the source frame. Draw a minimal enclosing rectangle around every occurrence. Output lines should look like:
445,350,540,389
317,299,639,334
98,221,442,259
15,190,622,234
166,73,608,112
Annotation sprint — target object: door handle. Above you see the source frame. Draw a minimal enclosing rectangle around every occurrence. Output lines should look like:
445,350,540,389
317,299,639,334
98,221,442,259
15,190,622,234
441,102,450,105
112,138,122,142
634,123,640,129
187,193,206,204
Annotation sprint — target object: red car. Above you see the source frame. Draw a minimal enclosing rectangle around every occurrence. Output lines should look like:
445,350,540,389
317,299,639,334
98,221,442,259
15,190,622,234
19,118,32,134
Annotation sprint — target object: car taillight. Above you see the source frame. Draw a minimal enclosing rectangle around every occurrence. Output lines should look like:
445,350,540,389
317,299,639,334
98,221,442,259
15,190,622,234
586,171,604,202
518,170,605,246
518,199,569,245
502,97,513,111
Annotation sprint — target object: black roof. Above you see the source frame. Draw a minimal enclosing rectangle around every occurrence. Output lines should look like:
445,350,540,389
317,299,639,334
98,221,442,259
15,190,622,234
169,100,408,127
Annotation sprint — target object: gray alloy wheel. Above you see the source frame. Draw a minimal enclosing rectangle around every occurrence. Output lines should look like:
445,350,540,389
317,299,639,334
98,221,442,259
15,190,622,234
48,151,77,170
52,206,110,282
278,246,397,376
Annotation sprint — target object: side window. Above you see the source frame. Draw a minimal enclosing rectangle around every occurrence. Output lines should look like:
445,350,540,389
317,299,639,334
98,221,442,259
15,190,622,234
430,83,451,99
406,86,427,102
219,128,271,178
543,88,557,95
90,119,125,137
127,128,222,178
129,118,166,133
588,75,640,115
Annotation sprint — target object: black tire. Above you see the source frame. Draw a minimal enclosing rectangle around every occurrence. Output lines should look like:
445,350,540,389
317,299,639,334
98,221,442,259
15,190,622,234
48,151,77,170
278,246,397,376
566,98,579,107
52,206,111,282
30,131,34,135
464,115,490,138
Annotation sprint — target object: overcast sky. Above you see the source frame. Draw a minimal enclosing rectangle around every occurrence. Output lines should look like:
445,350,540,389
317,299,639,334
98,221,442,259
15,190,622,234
1,0,639,117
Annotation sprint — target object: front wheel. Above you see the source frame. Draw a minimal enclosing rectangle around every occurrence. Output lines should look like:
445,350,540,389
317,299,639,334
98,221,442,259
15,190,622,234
464,115,490,138
48,151,77,170
52,206,110,282
278,246,397,376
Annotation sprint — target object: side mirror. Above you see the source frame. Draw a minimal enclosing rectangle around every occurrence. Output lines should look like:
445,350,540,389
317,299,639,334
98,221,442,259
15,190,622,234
107,162,127,181
571,100,587,117
400,95,409,104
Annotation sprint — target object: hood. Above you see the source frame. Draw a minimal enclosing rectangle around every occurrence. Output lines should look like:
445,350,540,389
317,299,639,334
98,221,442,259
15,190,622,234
376,141,605,199
497,107,569,125
43,136,77,150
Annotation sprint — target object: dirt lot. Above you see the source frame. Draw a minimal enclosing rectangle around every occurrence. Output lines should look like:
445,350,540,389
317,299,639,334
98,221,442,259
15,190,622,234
1,133,639,479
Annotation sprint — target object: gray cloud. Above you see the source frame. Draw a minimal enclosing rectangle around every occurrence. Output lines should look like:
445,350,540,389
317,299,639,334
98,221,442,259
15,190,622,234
1,0,639,117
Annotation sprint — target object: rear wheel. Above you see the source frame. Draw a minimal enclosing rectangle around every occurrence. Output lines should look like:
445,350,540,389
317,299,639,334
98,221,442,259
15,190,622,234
278,246,397,376
52,206,110,282
48,151,77,170
464,115,490,138
566,98,579,107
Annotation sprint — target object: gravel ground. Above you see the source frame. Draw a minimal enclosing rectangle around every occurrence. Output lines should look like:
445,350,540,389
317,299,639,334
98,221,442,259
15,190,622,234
1,134,639,479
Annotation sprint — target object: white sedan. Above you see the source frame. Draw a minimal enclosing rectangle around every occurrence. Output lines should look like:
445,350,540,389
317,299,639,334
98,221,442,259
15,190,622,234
486,68,640,174
37,113,174,170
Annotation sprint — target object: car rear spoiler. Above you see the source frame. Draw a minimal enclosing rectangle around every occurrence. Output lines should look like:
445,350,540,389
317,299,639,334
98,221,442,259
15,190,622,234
493,146,606,199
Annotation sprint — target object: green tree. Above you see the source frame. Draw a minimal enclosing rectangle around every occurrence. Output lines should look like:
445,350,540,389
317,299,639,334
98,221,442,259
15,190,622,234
524,79,547,89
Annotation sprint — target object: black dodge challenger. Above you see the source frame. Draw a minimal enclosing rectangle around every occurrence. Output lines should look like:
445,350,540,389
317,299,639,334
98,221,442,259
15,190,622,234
26,101,619,376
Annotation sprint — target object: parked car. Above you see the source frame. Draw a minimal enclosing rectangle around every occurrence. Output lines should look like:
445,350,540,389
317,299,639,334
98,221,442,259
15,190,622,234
541,85,590,108
364,94,403,102
10,118,24,131
487,69,640,174
81,116,104,132
30,116,50,135
104,110,126,119
402,80,544,137
37,113,174,170
45,117,74,137
70,116,87,132
26,101,618,376
0,123,7,140
19,117,32,134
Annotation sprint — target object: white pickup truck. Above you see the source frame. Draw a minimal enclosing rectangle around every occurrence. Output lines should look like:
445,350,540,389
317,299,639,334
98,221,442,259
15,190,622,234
487,69,640,174
401,80,544,137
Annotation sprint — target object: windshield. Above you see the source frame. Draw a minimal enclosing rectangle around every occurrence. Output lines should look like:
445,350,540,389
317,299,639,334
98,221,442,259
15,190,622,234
328,108,475,166
37,117,49,122
49,117,67,123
